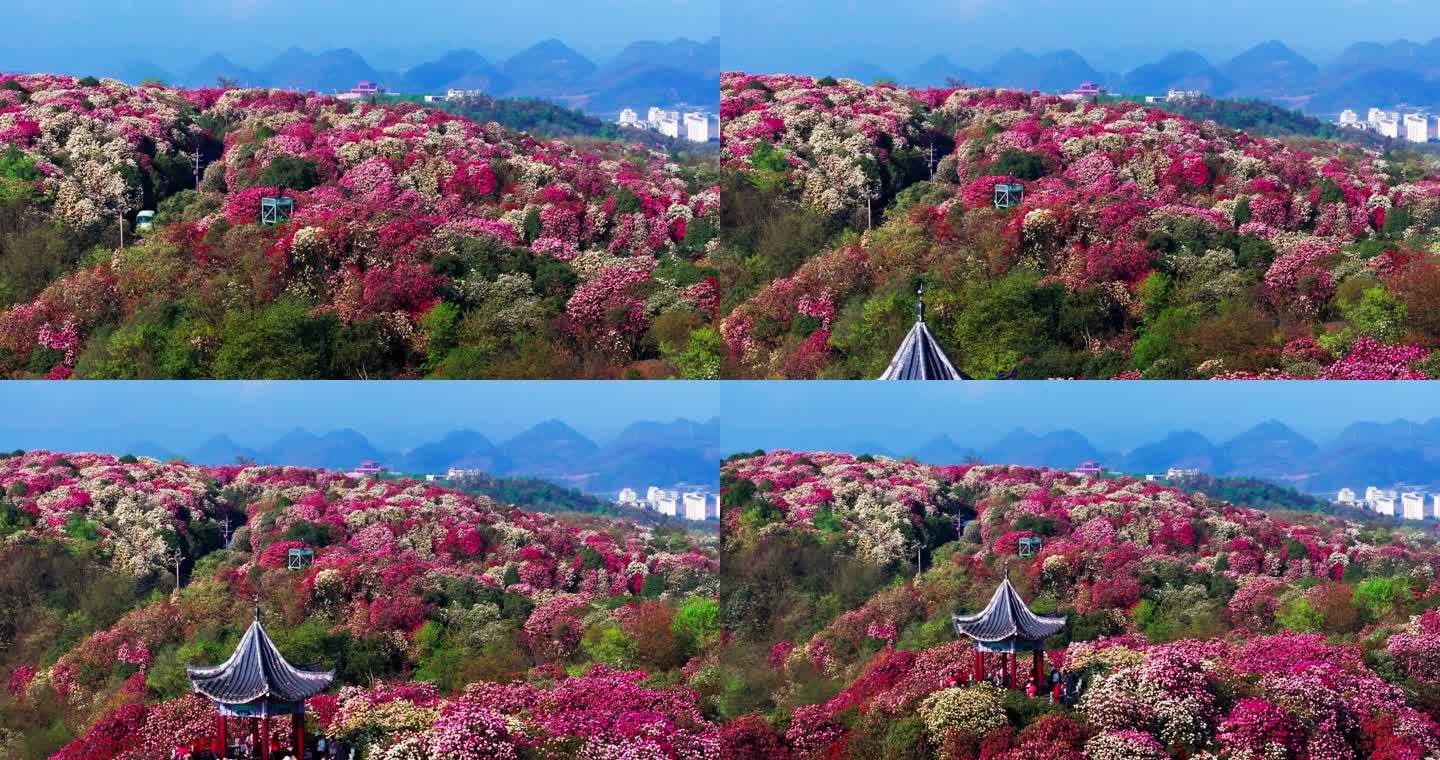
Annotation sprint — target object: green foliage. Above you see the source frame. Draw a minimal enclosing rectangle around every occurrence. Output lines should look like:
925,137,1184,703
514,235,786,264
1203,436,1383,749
1341,286,1406,341
211,298,337,379
1233,196,1252,226
882,714,934,760
947,271,1065,378
989,149,1046,181
257,155,320,192
666,325,724,380
453,475,611,515
673,596,720,654
281,520,337,547
0,144,40,182
1354,577,1408,623
581,622,638,668
1276,598,1323,633
1132,306,1199,376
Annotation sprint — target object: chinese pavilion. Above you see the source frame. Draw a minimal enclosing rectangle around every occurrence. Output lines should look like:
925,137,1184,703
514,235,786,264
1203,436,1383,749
951,564,1065,689
878,286,971,380
187,603,334,760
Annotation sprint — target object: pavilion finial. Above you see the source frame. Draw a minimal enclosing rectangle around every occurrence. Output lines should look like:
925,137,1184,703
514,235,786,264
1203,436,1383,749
253,597,261,623
1002,559,1010,580
916,284,926,323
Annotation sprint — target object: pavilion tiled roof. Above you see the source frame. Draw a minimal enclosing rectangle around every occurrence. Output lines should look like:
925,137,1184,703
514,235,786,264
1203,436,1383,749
951,572,1067,643
186,606,334,704
878,288,970,380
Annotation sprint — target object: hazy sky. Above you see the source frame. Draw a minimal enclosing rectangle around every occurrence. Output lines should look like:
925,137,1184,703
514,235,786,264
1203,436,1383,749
0,0,719,74
0,382,719,453
722,382,1440,454
722,0,1440,74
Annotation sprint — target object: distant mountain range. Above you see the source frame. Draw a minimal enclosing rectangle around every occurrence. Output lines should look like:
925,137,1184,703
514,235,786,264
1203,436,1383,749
49,37,719,116
121,417,720,495
851,417,1440,494
835,37,1440,116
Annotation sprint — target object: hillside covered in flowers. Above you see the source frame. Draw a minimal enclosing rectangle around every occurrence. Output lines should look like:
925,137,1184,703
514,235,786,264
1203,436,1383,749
0,73,721,379
0,450,720,758
719,72,1440,379
715,450,1440,758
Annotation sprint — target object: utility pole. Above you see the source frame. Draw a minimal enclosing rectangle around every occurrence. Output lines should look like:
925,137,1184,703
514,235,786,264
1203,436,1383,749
192,151,202,190
924,137,937,179
164,548,183,592
119,210,124,249
866,179,880,231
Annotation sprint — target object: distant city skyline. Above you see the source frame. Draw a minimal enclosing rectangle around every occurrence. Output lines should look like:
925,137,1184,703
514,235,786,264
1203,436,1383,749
0,382,719,454
0,0,718,75
720,0,1440,73
721,382,1440,455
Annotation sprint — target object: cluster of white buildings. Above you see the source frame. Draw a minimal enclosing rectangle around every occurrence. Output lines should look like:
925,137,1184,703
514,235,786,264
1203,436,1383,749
1336,486,1440,520
617,106,712,142
1338,108,1439,143
1142,89,1203,105
617,486,719,521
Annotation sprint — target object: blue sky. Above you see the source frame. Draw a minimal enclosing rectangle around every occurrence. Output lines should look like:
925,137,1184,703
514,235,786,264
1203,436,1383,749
0,382,719,453
722,0,1440,73
721,381,1440,454
0,0,719,74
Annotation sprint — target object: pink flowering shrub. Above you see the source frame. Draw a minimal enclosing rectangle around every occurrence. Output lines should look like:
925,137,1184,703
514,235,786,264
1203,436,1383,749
0,73,720,378
720,72,1440,378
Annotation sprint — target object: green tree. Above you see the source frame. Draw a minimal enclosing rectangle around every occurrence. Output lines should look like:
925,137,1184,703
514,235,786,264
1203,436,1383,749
257,155,320,192
666,326,724,379
1341,286,1406,341
989,149,1047,181
211,299,337,379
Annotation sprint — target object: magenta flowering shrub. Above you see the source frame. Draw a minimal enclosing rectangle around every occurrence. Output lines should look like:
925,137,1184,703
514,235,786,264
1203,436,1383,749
1387,609,1440,687
0,449,719,758
0,74,721,378
323,666,719,759
720,72,1440,379
721,449,1440,757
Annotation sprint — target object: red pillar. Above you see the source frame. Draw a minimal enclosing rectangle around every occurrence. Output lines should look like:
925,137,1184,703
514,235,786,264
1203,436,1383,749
1032,649,1044,690
260,715,271,760
1009,652,1019,689
293,712,305,758
250,717,260,760
214,714,227,756
973,649,985,683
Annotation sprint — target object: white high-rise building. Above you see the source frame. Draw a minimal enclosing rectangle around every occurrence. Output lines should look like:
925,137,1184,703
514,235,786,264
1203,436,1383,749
618,488,639,504
618,108,640,127
1339,109,1359,127
646,106,667,125
1402,492,1427,520
1374,493,1398,516
683,492,708,521
1432,494,1440,519
1375,113,1401,139
683,112,709,143
1403,113,1435,143
1336,488,1357,505
646,486,666,504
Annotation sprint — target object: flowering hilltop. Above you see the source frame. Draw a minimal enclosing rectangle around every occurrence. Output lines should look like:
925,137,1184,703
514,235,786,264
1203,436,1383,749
719,72,1440,379
0,450,719,758
0,74,721,379
716,450,1440,758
